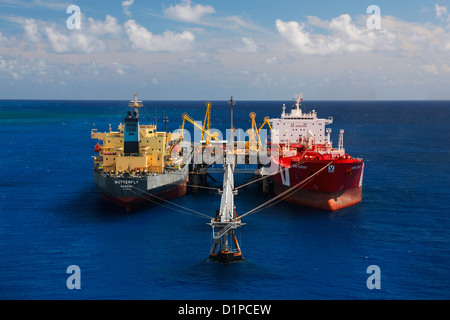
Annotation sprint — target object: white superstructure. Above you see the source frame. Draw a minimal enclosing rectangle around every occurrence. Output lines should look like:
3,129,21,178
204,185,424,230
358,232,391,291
271,95,333,145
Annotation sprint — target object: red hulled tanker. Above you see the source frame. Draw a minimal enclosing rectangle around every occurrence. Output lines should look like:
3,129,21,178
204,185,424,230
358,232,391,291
269,95,364,211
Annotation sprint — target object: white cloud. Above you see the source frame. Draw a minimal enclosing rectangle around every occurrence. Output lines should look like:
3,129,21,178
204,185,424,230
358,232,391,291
181,51,210,65
81,61,104,75
44,24,107,54
44,25,69,53
23,18,40,42
113,62,136,75
14,15,123,54
0,32,7,43
0,0,69,10
3,5,450,100
306,16,331,30
0,55,134,81
87,15,122,36
149,0,268,35
238,37,258,53
421,63,450,75
276,14,397,55
435,4,448,20
164,0,215,23
422,64,439,74
0,26,16,47
122,0,134,17
9,13,196,54
382,15,448,53
265,56,278,64
124,19,195,52
0,56,52,80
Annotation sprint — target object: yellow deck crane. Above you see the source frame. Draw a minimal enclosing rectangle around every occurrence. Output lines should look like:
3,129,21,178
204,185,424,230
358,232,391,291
260,116,280,152
247,112,260,151
247,114,279,152
180,112,218,145
202,102,212,142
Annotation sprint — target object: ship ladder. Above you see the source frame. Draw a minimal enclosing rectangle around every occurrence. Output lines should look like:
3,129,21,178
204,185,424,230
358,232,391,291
213,223,234,240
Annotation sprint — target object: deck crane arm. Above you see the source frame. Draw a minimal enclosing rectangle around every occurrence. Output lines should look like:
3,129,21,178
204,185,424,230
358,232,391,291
248,112,262,150
256,116,280,151
180,113,218,143
202,102,212,141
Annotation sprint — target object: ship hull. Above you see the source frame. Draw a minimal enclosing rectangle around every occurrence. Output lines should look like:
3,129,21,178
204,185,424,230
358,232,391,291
273,184,362,211
94,167,189,211
272,159,364,211
98,179,187,209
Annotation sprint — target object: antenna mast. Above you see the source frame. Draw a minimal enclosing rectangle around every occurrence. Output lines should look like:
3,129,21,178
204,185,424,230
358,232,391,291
128,92,143,115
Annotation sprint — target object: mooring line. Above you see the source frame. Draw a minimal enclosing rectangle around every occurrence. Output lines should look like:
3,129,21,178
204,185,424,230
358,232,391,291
104,160,331,221
233,160,305,191
127,187,212,220
186,184,221,192
108,175,212,219
237,162,332,219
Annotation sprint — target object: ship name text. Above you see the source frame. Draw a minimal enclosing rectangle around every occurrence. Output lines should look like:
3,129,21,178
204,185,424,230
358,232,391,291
291,164,307,169
115,180,139,188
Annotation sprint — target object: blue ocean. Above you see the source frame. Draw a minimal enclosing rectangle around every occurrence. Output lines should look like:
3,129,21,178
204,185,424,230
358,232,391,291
0,99,449,300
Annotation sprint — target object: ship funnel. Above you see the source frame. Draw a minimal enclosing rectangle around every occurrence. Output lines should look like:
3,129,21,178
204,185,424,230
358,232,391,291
124,93,142,155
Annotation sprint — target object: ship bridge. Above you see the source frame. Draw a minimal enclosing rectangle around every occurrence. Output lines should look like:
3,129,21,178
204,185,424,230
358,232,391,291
271,95,333,145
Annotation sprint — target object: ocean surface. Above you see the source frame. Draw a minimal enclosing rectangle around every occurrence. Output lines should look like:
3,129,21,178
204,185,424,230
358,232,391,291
0,99,449,300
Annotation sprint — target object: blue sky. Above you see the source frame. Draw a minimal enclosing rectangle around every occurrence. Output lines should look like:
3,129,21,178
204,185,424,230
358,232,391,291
0,0,450,100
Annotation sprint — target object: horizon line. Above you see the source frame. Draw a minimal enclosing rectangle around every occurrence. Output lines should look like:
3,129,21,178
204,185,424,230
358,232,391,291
1,98,450,102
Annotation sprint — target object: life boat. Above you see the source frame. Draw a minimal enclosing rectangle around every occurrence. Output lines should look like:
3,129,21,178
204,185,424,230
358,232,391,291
94,143,102,153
